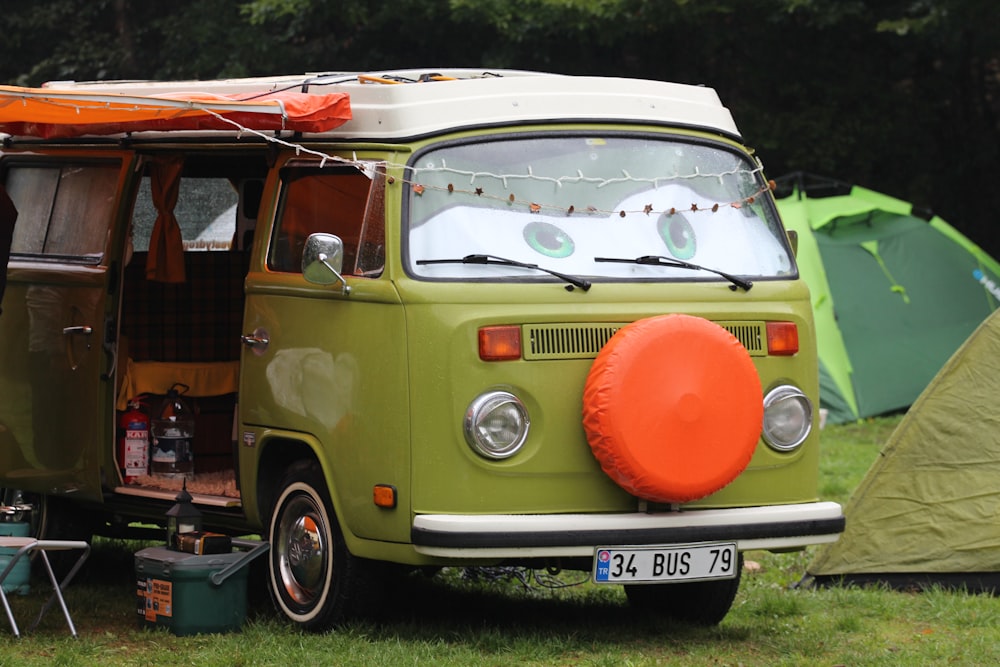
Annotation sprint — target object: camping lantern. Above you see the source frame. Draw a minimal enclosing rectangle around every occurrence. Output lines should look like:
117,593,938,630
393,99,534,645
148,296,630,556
165,480,201,550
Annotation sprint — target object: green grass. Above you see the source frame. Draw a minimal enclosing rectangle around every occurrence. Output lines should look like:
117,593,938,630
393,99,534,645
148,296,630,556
4,415,996,666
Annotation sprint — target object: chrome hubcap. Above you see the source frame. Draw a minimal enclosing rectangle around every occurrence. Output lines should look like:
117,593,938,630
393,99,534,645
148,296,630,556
276,495,328,606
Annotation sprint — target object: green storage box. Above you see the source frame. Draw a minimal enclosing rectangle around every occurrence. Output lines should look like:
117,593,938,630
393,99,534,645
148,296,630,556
135,540,268,636
0,521,31,595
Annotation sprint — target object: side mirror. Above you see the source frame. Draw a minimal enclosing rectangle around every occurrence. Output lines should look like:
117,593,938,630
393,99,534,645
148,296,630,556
302,233,351,295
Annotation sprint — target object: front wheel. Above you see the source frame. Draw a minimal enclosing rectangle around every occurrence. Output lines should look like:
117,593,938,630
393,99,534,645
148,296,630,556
624,554,743,626
267,460,382,631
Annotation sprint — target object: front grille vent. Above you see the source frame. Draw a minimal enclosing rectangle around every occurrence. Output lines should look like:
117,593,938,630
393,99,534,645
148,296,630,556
716,320,766,356
522,320,767,360
524,323,625,360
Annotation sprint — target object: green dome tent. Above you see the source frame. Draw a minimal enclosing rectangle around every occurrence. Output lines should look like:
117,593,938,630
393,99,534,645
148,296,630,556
774,173,1000,424
805,308,1000,591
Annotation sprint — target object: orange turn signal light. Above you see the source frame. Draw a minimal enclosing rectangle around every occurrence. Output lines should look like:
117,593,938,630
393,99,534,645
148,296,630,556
373,484,397,509
766,321,799,356
479,325,522,361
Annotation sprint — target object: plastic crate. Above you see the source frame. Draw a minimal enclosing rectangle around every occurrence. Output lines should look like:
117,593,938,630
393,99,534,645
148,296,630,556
135,539,267,636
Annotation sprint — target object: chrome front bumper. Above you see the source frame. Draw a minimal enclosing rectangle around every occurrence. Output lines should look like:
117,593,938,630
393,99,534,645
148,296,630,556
412,501,845,558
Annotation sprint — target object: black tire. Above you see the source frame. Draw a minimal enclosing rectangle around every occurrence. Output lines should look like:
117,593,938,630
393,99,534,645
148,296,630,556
624,554,743,626
267,460,382,631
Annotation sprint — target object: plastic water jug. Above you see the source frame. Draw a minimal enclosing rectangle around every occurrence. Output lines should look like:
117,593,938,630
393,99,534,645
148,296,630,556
151,384,195,480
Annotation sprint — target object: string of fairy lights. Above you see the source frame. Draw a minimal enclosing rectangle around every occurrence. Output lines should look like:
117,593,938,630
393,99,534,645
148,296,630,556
200,108,778,218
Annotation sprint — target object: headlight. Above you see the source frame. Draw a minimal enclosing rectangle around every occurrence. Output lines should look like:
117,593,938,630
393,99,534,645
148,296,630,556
463,391,530,459
762,385,812,452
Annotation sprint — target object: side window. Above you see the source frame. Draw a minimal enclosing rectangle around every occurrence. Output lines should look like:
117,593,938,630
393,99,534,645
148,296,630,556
269,166,385,276
6,161,121,262
356,167,386,277
132,174,239,252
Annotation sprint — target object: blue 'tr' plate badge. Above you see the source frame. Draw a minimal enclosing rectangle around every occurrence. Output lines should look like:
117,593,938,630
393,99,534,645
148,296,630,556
595,549,612,582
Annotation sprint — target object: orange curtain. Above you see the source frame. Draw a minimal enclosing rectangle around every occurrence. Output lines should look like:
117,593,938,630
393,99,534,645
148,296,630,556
146,156,186,283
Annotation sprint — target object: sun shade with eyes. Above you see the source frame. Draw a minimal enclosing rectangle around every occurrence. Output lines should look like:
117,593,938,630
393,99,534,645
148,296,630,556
0,85,352,138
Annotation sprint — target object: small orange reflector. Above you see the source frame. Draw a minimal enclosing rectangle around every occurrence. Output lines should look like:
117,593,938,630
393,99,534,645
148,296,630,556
479,326,522,361
766,321,799,356
373,484,397,509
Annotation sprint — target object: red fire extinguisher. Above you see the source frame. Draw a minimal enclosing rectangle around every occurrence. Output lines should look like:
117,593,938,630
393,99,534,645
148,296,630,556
119,398,149,484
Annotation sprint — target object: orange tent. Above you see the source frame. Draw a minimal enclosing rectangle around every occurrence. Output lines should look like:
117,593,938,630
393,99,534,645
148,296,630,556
0,85,351,138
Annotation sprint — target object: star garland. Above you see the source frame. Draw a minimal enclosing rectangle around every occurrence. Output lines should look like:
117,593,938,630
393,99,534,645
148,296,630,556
204,108,777,218
405,176,776,219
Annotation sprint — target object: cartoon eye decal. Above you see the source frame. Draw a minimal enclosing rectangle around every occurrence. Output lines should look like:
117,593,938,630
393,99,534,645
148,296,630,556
523,221,575,258
657,212,696,260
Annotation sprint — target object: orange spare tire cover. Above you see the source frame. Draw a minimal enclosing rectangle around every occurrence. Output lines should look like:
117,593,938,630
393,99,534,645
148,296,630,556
582,314,763,503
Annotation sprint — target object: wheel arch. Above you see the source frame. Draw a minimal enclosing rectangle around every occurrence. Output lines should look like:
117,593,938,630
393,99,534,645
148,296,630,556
255,434,338,528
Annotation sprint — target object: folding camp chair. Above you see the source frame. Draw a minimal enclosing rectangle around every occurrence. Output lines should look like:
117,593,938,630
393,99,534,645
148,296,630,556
0,538,90,637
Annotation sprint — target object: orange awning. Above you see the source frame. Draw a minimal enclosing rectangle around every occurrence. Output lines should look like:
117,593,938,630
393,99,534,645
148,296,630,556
0,85,351,138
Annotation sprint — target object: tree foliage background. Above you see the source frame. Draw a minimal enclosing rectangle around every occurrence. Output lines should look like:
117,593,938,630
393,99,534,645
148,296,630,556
2,0,998,254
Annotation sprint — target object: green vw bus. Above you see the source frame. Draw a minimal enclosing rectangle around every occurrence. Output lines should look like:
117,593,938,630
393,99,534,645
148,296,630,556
0,69,843,629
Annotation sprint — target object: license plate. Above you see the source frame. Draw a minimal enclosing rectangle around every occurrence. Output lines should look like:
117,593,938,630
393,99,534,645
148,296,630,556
593,542,738,583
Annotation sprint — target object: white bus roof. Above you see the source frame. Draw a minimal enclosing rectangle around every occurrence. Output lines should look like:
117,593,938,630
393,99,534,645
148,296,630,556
43,69,740,141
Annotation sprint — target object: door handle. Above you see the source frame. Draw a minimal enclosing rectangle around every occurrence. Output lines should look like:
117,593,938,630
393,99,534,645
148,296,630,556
241,334,269,346
62,326,93,371
241,327,270,356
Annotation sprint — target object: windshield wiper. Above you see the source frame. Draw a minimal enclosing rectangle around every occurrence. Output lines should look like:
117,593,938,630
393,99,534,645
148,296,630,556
594,255,753,291
417,254,591,292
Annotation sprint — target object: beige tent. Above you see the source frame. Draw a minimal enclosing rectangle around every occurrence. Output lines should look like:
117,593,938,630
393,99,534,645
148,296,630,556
806,308,1000,591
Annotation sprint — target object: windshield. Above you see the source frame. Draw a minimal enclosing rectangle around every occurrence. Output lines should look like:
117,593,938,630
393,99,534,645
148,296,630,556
406,134,794,283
